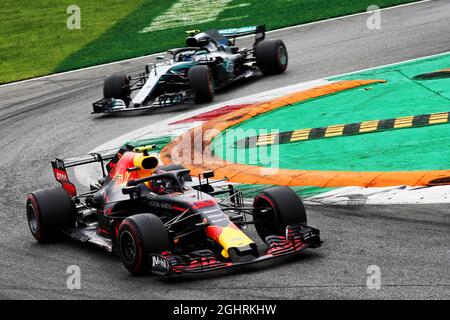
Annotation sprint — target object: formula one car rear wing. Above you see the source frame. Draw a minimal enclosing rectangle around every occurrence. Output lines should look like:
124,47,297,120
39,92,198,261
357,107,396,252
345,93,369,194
51,148,120,197
58,149,119,169
218,24,266,45
51,145,159,197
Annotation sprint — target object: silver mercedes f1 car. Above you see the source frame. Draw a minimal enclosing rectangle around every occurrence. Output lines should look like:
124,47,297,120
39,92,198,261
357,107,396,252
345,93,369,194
92,25,288,114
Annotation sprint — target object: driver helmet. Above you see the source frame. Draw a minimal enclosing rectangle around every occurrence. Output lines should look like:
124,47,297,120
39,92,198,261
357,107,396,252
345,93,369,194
179,52,193,62
148,169,167,194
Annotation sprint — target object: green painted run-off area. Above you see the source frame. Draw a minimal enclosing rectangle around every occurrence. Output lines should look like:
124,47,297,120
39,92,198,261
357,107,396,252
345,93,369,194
212,53,450,172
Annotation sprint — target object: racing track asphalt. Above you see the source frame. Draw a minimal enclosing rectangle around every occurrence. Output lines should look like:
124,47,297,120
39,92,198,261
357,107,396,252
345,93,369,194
0,0,449,299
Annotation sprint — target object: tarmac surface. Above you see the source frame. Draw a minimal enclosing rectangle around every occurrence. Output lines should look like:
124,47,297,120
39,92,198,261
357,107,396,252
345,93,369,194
0,0,449,299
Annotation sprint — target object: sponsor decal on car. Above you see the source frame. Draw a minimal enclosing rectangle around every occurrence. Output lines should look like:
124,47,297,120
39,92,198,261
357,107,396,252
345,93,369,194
151,255,171,273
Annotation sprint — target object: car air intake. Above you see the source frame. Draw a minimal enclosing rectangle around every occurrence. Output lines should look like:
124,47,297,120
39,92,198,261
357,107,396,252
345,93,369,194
141,156,159,170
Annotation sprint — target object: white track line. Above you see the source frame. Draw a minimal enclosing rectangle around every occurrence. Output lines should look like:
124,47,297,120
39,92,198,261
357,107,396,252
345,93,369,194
0,0,431,88
262,0,431,33
306,185,450,205
328,50,450,79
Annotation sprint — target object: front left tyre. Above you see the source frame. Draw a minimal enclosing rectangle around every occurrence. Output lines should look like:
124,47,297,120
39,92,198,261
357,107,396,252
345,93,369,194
253,186,306,241
118,214,170,276
103,74,131,106
26,187,75,243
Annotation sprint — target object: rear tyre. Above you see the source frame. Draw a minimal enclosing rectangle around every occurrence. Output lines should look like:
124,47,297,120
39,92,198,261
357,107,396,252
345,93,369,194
255,39,288,75
188,65,214,103
253,186,306,241
26,187,75,243
103,74,131,106
118,214,170,276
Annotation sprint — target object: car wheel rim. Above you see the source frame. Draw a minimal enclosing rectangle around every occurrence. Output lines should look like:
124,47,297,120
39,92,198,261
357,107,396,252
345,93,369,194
27,203,38,234
208,72,214,95
120,231,137,264
256,204,276,239
279,46,287,66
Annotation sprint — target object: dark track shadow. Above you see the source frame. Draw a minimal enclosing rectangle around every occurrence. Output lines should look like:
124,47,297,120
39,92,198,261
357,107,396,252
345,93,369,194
157,250,322,285
39,232,323,284
90,73,266,120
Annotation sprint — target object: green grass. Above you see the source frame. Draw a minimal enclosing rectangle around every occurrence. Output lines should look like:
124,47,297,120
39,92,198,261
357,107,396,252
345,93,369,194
0,0,146,83
1,0,419,84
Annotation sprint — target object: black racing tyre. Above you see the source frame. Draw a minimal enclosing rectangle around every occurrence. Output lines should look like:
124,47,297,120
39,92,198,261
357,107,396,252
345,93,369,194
26,187,75,243
253,186,306,241
103,74,131,106
118,214,170,276
188,65,214,103
255,39,288,75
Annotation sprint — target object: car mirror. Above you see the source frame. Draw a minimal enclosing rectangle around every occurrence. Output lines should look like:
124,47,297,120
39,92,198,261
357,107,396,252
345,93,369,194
122,186,141,199
202,171,214,179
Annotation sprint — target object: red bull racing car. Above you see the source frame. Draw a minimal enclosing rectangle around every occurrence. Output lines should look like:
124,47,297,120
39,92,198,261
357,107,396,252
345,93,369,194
26,145,320,276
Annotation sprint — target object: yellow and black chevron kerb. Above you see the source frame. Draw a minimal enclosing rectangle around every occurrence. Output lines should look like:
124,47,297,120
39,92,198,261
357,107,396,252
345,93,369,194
236,111,450,148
